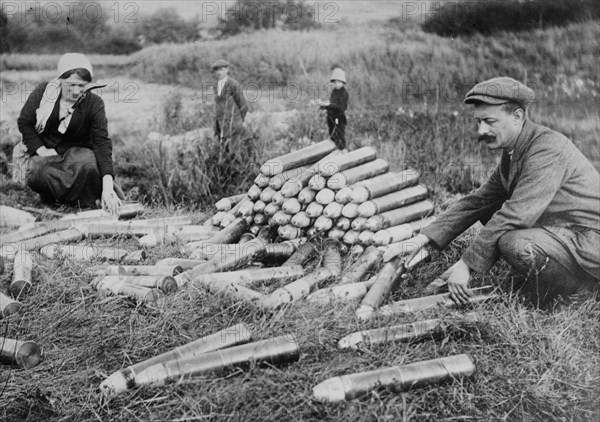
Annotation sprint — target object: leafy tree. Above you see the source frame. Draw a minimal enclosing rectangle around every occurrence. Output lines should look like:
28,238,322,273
135,8,201,45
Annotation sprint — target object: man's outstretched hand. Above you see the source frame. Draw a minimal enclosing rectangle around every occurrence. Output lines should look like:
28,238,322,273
435,259,473,305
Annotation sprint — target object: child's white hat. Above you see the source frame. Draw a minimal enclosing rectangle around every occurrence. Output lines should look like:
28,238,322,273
330,68,346,84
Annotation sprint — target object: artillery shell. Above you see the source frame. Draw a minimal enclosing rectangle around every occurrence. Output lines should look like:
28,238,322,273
356,256,405,320
272,211,293,226
327,159,389,190
259,187,277,203
110,265,183,277
253,213,266,225
351,217,368,231
380,286,497,315
261,269,333,308
0,337,43,369
10,251,33,298
318,147,377,177
253,200,267,214
189,238,268,278
268,166,309,190
155,258,204,270
312,354,475,402
98,275,177,294
133,335,300,388
20,227,83,251
323,239,342,277
336,217,352,231
323,202,343,219
261,140,336,176
282,198,302,214
262,203,279,218
365,200,434,232
0,206,35,227
381,235,423,263
298,187,317,204
308,174,328,190
247,184,263,201
340,246,382,285
327,228,346,241
350,170,420,204
316,189,335,205
357,230,375,246
40,244,129,261
341,203,359,218
236,200,256,218
99,323,252,397
342,230,360,245
254,173,271,188
335,187,354,204
215,194,248,211
278,224,304,240
350,244,364,255
358,184,429,218
0,291,22,318
314,216,333,232
305,202,324,218
338,313,481,350
211,211,227,226
93,278,164,307
262,241,300,262
371,224,413,246
291,212,311,228
282,239,318,267
306,278,375,305
271,191,285,206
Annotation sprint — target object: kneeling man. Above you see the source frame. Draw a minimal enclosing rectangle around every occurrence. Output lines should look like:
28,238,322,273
410,77,599,308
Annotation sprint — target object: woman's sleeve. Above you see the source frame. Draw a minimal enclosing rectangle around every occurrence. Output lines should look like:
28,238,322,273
17,83,47,154
88,95,114,177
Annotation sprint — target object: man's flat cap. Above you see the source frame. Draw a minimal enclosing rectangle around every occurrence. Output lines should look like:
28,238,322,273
211,59,230,70
464,77,535,110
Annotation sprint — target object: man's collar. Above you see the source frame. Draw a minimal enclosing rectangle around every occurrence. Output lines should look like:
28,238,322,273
511,119,534,160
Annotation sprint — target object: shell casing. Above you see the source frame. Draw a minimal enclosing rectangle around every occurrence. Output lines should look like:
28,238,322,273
211,211,227,226
340,246,382,285
350,170,420,204
336,217,352,231
280,180,303,198
298,187,317,204
351,217,368,232
215,193,247,211
357,256,405,319
253,200,267,214
282,239,318,267
93,278,164,307
99,275,177,294
263,242,297,262
327,228,346,241
264,203,282,218
247,185,263,201
249,225,262,236
253,213,267,225
134,334,300,387
291,212,311,228
315,189,335,205
341,203,359,219
194,266,304,289
306,281,370,305
20,227,83,251
342,230,360,245
261,269,333,308
380,286,497,315
308,174,327,191
0,291,22,318
338,312,481,350
40,244,130,261
357,230,375,246
259,187,277,203
350,244,365,255
323,202,343,219
254,173,271,188
99,323,252,397
261,139,336,176
0,205,36,227
314,216,333,232
271,191,285,206
155,258,205,270
10,251,33,298
305,202,324,218
323,239,342,277
0,337,43,369
268,166,309,190
220,213,238,228
189,238,268,278
236,200,256,218
381,235,423,263
110,265,183,277
365,200,434,232
278,224,304,240
238,233,256,245
272,211,293,226
371,224,414,246
334,187,354,204
282,198,302,214
209,217,248,244
358,184,429,218
318,147,377,177
327,158,389,190
312,354,475,402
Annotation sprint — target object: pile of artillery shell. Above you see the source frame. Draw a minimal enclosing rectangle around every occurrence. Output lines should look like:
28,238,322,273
206,140,437,250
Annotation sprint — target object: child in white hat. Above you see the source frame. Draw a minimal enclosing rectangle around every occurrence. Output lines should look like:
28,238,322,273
317,68,349,150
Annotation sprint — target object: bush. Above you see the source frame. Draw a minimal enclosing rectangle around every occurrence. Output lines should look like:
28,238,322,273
421,0,600,37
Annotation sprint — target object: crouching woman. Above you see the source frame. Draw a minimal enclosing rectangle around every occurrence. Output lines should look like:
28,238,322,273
14,53,122,214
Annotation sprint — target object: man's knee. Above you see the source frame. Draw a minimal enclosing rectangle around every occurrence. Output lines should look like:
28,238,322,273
498,231,541,271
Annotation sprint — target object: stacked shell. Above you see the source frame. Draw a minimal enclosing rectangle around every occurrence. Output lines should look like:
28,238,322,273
207,140,436,250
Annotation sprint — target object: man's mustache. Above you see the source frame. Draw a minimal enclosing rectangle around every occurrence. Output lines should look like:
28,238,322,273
478,134,496,143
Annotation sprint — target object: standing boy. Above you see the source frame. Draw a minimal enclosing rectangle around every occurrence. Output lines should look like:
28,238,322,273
317,68,349,150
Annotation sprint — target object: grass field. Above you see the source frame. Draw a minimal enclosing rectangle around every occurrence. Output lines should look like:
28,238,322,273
1,7,599,422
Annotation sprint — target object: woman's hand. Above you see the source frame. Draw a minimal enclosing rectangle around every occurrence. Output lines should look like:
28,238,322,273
101,175,122,215
36,146,57,157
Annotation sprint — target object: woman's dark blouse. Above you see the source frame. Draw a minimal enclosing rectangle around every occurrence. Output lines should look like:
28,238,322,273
17,82,114,177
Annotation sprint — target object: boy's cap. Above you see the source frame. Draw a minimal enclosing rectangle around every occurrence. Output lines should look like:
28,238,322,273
464,77,535,110
330,68,346,84
211,59,230,70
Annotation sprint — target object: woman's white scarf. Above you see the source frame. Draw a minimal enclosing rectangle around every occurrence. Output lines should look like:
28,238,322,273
34,78,74,134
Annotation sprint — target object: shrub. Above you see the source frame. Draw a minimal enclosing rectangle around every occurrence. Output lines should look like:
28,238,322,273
421,0,600,37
